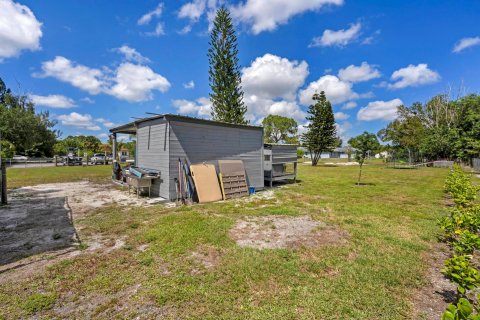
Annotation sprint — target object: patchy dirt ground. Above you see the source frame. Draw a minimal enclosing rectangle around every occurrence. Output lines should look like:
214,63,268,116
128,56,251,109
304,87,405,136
0,181,162,267
229,215,348,249
413,243,456,320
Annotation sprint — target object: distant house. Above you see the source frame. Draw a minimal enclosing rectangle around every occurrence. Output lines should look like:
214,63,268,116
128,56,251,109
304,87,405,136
302,147,356,160
375,151,390,159
320,147,356,159
118,148,129,162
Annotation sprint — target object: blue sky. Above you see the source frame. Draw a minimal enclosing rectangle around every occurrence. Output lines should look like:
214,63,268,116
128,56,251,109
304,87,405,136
1,0,480,142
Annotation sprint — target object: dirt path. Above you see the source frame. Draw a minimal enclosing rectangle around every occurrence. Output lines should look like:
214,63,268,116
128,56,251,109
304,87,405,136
0,181,161,268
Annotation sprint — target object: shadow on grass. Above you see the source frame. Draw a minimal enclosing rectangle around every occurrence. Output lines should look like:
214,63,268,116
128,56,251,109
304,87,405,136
0,188,80,266
264,179,303,188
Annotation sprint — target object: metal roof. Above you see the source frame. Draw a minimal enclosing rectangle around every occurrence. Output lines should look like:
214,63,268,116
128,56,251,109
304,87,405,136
109,113,263,134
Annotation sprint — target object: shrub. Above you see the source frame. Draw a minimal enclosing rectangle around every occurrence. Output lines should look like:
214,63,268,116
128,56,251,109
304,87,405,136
441,255,480,295
453,230,480,255
442,298,480,320
438,206,480,242
445,165,479,208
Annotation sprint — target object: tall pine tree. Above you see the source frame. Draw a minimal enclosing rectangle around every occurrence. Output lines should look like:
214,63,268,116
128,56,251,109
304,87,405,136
208,7,248,124
301,91,337,166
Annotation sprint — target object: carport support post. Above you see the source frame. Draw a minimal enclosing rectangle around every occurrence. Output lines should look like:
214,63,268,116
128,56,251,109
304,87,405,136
0,130,5,205
112,133,117,179
1,160,6,205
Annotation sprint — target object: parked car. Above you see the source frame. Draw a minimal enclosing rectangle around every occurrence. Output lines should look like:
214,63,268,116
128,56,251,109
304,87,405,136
90,153,108,165
12,155,28,161
63,154,83,166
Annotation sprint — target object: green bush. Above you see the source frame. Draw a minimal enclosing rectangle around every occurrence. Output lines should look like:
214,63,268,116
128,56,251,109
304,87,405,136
454,230,480,255
441,255,480,295
438,206,480,242
442,298,480,320
445,165,479,208
441,165,480,317
297,148,305,159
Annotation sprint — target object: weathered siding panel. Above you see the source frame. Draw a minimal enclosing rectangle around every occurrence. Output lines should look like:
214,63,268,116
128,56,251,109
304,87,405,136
168,120,263,200
136,118,169,198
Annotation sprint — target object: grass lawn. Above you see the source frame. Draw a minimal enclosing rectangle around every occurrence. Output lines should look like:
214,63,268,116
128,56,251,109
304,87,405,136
0,163,451,319
6,165,112,189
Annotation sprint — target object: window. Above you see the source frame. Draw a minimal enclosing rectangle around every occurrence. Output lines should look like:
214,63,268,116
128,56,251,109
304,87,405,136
264,155,271,161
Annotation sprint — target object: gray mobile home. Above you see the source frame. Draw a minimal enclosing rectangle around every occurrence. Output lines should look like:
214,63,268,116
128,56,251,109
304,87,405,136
110,114,264,200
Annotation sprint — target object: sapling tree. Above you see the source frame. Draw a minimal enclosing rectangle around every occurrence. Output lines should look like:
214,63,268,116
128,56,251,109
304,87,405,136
301,91,337,166
348,132,380,185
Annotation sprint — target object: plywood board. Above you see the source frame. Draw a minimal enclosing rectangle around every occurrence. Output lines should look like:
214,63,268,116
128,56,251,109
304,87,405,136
190,163,223,203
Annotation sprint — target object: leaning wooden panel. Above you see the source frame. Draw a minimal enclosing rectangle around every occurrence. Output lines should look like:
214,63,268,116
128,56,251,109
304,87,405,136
219,171,249,199
190,163,223,203
218,160,246,175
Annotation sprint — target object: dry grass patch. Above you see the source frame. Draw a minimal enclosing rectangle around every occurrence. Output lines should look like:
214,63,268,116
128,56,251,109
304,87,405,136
229,215,348,249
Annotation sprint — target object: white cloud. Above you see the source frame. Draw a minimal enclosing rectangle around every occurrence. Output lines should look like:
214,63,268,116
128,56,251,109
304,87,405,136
138,3,166,36
183,80,195,89
299,75,358,105
387,64,440,89
138,2,164,25
98,133,109,139
357,99,403,121
310,22,361,47
177,25,192,34
453,36,480,53
30,94,76,109
238,53,308,122
342,101,357,110
334,112,349,120
146,23,165,37
178,0,206,21
231,0,343,34
35,56,105,94
0,0,42,60
338,62,381,83
35,57,171,102
336,121,352,141
242,53,309,101
177,0,219,33
115,45,151,64
95,118,115,128
107,63,171,102
172,97,212,117
242,95,306,123
80,97,95,104
58,112,101,131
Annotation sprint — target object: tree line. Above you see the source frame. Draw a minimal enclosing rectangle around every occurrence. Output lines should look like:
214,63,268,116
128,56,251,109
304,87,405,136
0,78,59,158
0,77,125,159
378,94,480,164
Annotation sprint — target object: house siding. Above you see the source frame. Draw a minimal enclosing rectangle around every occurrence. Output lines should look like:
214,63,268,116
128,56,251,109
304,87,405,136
168,119,264,200
136,118,169,198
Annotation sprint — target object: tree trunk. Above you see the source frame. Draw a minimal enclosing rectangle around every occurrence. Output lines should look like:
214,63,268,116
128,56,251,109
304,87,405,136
312,152,319,166
407,148,412,165
357,163,363,185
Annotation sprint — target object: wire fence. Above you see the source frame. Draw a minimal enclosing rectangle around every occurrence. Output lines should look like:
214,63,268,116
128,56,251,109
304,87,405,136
4,157,112,168
474,158,480,172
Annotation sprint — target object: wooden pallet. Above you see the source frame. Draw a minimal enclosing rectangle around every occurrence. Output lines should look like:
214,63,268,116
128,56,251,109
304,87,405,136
219,171,249,199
